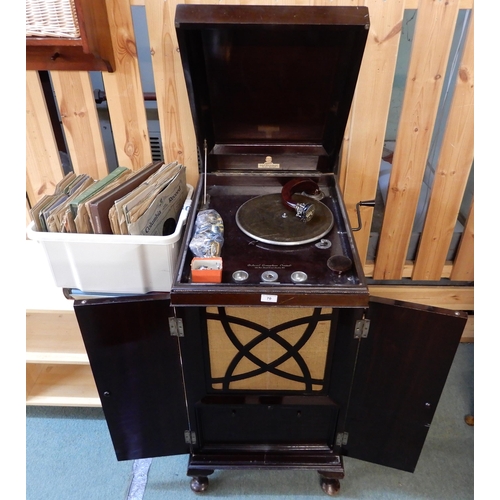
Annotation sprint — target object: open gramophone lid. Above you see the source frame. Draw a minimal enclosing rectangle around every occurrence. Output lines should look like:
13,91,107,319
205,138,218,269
235,193,334,246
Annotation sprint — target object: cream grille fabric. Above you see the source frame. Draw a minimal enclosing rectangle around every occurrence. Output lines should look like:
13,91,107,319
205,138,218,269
206,307,333,392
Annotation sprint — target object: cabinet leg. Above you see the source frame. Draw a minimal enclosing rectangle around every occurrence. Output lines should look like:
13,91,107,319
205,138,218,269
318,471,342,496
190,476,209,493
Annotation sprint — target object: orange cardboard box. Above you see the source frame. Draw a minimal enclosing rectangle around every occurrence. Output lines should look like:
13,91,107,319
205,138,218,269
191,257,223,283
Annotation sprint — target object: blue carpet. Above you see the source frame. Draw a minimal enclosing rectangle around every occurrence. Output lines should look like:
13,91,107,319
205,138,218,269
26,406,132,499
26,344,473,500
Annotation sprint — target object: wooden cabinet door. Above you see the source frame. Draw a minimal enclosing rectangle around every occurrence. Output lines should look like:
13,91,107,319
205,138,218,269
343,297,467,472
74,293,188,461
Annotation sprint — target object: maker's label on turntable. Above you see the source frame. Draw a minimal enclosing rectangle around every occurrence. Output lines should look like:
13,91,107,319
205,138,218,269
248,263,291,270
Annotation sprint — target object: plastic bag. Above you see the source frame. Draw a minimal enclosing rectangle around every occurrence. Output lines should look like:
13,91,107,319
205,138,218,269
189,209,224,257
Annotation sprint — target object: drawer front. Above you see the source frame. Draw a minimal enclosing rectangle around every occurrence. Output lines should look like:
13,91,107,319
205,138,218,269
196,397,338,449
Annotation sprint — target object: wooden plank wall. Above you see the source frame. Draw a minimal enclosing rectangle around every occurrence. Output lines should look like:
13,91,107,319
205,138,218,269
25,0,474,322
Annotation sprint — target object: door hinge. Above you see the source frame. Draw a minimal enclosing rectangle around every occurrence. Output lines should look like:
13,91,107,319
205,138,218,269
184,430,197,445
335,432,349,446
354,319,370,339
169,317,184,337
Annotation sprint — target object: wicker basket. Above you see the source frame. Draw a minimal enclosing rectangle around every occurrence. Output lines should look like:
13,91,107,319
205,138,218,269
26,0,80,38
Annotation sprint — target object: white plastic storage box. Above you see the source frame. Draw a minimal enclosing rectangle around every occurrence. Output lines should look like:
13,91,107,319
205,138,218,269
26,185,193,294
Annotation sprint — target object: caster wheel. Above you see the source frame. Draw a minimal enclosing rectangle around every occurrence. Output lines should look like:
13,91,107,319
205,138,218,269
190,476,209,493
320,476,341,496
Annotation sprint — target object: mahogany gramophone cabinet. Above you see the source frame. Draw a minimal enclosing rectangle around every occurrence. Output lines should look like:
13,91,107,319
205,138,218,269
73,4,467,496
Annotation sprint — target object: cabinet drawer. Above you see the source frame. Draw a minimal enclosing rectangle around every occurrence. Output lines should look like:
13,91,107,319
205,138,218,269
196,396,338,449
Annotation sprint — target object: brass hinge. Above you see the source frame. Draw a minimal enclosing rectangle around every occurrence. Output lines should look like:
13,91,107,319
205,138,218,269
169,317,184,337
354,319,370,339
335,432,349,446
184,430,197,445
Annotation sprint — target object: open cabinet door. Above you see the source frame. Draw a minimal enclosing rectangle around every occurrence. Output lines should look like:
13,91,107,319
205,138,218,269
74,294,189,461
343,297,467,472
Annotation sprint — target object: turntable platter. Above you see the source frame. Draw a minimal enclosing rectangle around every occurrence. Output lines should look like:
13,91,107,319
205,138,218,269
235,194,334,246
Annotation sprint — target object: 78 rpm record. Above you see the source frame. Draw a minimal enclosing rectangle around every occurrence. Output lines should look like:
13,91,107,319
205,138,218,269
235,193,334,246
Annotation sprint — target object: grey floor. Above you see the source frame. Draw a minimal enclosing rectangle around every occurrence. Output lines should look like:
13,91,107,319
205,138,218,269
26,344,473,500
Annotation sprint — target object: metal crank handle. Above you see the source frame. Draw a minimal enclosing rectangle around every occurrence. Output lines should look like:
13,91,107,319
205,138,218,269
351,200,376,231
